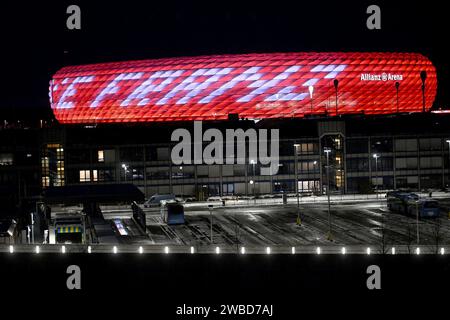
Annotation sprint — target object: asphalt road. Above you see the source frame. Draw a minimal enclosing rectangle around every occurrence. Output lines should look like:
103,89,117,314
100,199,450,248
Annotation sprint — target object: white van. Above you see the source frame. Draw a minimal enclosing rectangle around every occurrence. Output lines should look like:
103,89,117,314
144,194,176,208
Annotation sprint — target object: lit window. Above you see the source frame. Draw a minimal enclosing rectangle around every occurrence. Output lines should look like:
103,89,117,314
92,170,98,182
79,170,91,182
98,150,104,162
42,176,50,187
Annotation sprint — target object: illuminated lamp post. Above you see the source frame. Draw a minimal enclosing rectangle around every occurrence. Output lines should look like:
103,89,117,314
333,79,339,116
313,160,318,194
250,159,256,204
121,163,128,183
179,166,184,199
420,71,427,113
293,144,301,225
308,85,314,114
395,82,400,113
373,154,380,199
324,147,332,240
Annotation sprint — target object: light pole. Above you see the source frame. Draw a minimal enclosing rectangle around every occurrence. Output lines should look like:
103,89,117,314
82,212,87,244
313,160,318,194
294,144,301,225
324,147,332,240
373,154,380,199
208,204,213,244
308,85,314,114
250,159,256,204
416,200,420,245
179,166,184,199
27,226,31,244
446,140,450,189
122,163,128,182
420,71,427,113
30,212,35,244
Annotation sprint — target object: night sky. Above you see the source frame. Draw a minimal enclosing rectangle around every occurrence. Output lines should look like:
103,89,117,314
0,0,448,119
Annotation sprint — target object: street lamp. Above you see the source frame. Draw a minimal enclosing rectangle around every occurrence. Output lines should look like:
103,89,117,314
308,85,314,114
208,204,214,243
27,225,31,244
250,159,256,204
121,163,128,182
179,166,184,199
415,200,420,245
446,140,450,189
313,160,318,194
293,144,301,225
373,154,380,199
30,212,35,244
324,147,332,240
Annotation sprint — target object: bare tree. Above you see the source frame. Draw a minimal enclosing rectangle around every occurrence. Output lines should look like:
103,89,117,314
378,212,388,254
406,221,414,254
431,218,442,254
233,213,242,253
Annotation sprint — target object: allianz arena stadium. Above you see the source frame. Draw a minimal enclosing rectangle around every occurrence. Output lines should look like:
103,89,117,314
49,52,437,124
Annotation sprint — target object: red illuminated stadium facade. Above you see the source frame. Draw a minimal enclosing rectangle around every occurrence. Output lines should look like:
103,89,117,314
50,52,437,124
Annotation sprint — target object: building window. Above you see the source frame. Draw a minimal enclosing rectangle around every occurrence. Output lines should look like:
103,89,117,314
295,142,318,155
347,158,369,172
98,150,104,162
419,138,441,151
79,170,91,182
146,167,169,179
420,157,442,169
346,138,369,154
396,157,418,169
120,147,144,162
222,183,235,195
395,139,417,152
42,176,50,187
298,180,319,192
299,160,319,173
371,138,393,153
99,169,115,182
41,143,65,187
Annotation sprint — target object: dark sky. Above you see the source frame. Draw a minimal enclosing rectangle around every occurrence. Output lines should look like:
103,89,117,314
0,0,448,118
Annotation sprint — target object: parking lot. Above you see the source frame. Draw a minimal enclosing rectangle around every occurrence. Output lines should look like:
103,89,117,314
100,196,450,249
